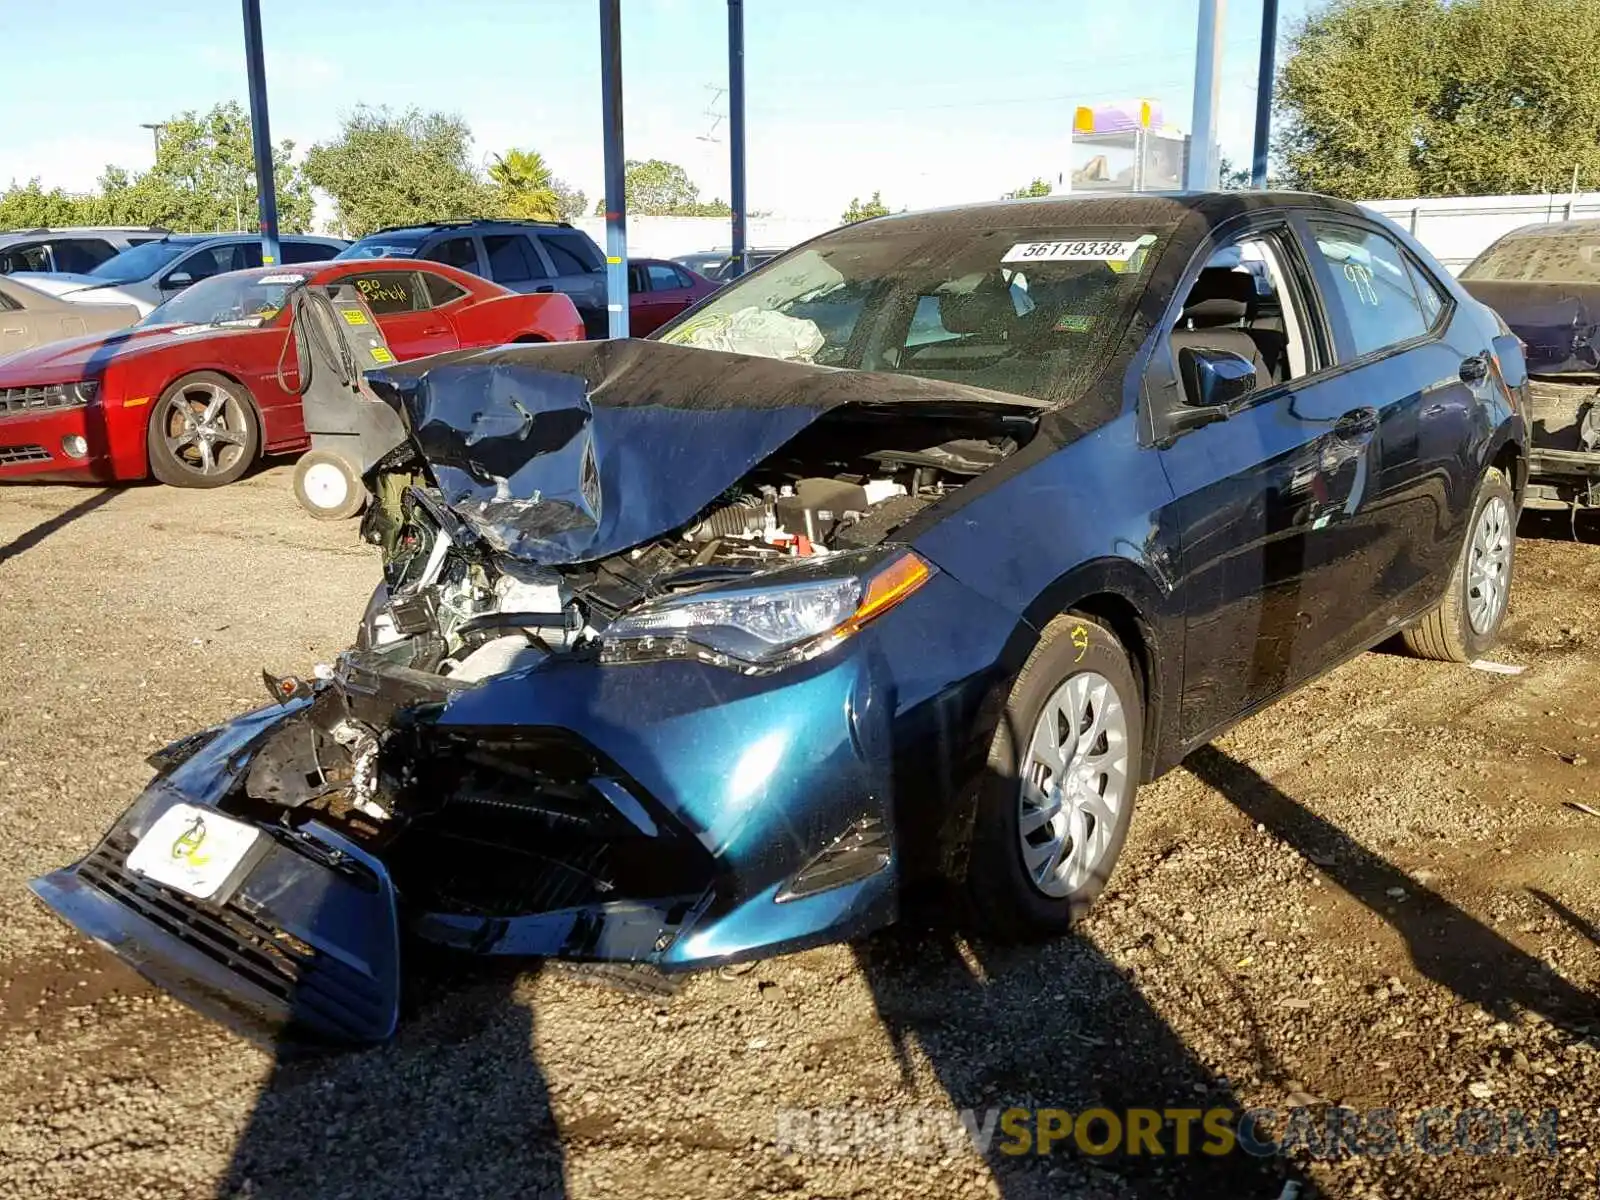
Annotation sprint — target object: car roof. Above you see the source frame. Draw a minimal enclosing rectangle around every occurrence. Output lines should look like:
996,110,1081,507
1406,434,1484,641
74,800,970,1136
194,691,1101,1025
360,218,578,237
0,226,166,243
855,190,1370,232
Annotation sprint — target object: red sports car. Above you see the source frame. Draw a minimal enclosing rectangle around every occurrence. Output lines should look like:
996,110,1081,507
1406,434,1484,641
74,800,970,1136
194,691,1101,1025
0,259,584,488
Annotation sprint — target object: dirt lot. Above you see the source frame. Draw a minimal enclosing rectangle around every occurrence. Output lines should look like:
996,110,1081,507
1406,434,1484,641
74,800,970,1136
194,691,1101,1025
1,469,1597,1200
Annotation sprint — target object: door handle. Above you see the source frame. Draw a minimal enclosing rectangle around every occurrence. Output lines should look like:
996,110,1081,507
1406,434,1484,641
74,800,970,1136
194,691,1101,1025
534,285,555,294
421,325,448,335
1459,354,1490,384
1333,406,1379,440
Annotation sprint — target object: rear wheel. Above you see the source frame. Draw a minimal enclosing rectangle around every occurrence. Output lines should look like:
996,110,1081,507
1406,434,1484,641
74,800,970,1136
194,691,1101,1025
1402,466,1516,662
146,372,259,488
967,614,1142,939
292,449,367,520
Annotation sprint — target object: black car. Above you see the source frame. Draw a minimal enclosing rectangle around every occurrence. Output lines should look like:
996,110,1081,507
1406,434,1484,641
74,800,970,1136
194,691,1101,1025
1459,220,1600,512
32,191,1529,1044
339,219,609,336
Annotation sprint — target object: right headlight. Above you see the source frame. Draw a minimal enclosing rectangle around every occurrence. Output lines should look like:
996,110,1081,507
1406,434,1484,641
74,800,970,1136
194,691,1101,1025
600,549,934,673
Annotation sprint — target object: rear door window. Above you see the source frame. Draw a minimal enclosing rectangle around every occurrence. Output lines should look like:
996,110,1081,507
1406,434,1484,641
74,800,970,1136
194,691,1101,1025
421,270,468,306
282,241,336,265
1304,221,1431,358
51,239,116,273
424,236,481,275
543,229,603,272
336,271,424,315
647,262,687,291
484,234,550,284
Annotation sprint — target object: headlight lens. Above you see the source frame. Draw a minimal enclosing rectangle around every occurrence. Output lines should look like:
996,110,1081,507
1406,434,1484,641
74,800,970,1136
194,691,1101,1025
71,380,100,404
601,549,933,671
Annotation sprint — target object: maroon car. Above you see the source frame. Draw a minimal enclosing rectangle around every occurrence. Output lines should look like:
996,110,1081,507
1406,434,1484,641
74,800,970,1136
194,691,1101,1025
628,258,717,336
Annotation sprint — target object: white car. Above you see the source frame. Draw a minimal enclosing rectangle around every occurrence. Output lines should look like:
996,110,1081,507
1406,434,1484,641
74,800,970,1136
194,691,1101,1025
15,233,348,316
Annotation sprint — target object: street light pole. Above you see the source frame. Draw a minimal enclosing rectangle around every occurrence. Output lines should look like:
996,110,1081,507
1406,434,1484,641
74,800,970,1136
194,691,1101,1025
1185,0,1226,192
599,0,629,338
139,123,167,160
727,0,747,280
240,0,281,265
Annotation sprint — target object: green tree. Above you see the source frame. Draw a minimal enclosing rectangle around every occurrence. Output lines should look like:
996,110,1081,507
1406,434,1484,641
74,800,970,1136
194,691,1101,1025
306,106,496,237
104,102,313,232
592,159,731,216
1218,156,1253,191
0,179,95,228
1001,177,1053,199
489,148,561,221
1276,0,1600,198
841,191,891,223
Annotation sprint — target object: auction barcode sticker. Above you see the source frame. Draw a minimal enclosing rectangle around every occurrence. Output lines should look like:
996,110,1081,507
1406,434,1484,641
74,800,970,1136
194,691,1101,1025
1002,236,1154,264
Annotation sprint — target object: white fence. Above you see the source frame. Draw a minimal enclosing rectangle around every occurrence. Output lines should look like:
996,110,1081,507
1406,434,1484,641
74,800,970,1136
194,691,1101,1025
1358,192,1600,274
570,215,837,261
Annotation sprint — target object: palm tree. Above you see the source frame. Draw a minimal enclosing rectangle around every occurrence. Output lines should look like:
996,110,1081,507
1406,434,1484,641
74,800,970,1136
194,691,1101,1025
489,149,561,222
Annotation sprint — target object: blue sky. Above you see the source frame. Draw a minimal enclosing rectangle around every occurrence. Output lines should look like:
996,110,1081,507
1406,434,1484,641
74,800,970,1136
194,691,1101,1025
5,0,1317,222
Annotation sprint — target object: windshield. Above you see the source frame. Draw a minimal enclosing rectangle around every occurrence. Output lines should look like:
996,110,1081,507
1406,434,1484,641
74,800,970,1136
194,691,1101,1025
141,271,305,328
88,240,189,283
658,224,1161,403
337,232,426,260
1461,226,1600,285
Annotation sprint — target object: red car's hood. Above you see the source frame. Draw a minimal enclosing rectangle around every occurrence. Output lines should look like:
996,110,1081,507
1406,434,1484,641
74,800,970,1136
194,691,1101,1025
0,323,252,385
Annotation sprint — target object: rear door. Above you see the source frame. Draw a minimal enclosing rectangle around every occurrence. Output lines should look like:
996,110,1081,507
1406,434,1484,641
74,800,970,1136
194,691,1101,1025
481,233,552,297
1154,217,1393,742
1290,215,1479,660
422,234,485,279
535,229,607,315
0,283,36,355
329,268,459,359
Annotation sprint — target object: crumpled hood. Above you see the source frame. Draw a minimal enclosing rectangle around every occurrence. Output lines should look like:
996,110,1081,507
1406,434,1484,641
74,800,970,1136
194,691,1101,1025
1461,279,1600,376
366,338,1044,565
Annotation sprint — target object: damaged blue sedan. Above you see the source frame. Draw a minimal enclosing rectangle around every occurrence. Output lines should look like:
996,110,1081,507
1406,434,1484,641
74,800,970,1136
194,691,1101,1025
32,193,1528,1043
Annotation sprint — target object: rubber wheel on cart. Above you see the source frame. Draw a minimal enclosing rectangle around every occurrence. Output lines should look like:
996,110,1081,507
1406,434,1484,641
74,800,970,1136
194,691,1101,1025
146,372,259,488
1401,466,1516,662
966,613,1142,940
293,449,367,520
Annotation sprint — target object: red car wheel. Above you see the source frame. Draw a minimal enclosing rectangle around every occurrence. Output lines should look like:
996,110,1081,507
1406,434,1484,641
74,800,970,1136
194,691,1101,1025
146,372,260,489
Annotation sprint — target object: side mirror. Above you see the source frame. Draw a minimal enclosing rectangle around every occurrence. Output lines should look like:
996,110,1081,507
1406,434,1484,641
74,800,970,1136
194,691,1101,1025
163,271,193,290
1178,346,1257,410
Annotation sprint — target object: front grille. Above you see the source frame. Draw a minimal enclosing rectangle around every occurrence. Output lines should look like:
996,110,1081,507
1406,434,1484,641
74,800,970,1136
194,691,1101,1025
0,386,83,417
0,444,49,465
77,831,390,1041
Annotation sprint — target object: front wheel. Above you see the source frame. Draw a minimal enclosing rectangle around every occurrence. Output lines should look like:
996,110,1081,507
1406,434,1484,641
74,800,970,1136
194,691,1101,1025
146,372,259,488
1401,466,1516,662
966,614,1142,940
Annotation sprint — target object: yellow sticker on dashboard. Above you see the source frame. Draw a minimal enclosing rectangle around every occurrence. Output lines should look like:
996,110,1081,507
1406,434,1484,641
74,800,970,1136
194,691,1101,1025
342,308,369,325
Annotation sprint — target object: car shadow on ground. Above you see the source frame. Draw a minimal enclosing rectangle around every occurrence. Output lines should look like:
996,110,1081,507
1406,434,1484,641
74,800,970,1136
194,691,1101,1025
1186,745,1599,1034
0,487,117,565
218,957,565,1200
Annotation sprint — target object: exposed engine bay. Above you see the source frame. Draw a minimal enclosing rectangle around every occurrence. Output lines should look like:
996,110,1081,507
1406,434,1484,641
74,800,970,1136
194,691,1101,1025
360,404,1030,685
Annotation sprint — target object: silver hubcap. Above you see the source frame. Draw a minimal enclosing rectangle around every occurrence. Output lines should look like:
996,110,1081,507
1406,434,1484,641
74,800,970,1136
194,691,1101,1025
162,382,247,477
1018,670,1133,898
1466,495,1512,635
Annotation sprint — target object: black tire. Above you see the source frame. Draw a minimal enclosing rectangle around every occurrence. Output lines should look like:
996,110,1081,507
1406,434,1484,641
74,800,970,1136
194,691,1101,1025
292,449,367,520
146,372,259,488
1402,466,1516,662
966,614,1143,940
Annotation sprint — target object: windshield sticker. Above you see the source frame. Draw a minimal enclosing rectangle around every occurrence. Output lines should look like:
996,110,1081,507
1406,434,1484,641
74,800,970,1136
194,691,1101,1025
257,274,306,286
341,308,369,326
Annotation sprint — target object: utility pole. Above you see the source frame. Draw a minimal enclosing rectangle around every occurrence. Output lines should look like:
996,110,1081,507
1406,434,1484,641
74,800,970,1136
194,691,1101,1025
599,0,629,338
1185,0,1226,192
727,0,748,279
1251,0,1279,189
240,0,281,265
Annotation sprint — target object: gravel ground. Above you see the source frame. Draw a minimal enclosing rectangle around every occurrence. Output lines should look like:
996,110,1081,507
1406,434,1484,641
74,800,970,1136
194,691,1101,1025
0,470,1597,1199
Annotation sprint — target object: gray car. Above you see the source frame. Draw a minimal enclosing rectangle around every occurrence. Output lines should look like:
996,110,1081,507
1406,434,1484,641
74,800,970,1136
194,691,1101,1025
14,233,349,317
0,227,168,276
0,274,141,359
338,219,609,336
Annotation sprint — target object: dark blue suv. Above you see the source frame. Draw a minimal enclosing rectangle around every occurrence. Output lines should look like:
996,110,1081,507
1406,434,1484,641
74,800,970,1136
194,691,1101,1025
32,193,1528,1042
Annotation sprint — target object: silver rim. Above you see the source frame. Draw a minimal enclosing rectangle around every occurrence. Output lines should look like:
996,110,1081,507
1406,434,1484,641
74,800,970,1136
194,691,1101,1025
1466,494,1512,635
1018,670,1133,898
161,381,249,477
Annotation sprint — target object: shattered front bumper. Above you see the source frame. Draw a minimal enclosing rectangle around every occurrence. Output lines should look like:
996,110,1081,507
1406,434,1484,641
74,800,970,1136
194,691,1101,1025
29,624,912,1043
